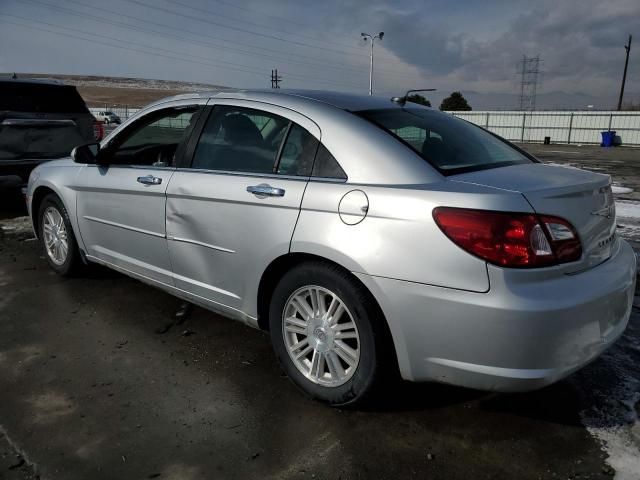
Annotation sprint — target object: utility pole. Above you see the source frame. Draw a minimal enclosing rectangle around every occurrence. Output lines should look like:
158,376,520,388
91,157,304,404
361,32,384,95
270,69,282,89
617,35,632,111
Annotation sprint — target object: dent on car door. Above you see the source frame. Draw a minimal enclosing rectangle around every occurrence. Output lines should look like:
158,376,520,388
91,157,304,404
76,104,203,284
165,101,321,318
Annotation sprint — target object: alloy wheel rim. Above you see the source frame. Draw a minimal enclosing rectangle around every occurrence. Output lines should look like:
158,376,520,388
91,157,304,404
42,206,68,266
282,285,360,387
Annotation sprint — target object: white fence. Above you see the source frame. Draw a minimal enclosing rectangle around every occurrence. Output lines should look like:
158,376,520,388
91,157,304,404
448,110,640,146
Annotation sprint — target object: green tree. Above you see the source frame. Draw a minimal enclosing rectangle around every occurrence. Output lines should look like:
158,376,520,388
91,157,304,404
439,92,472,111
406,93,431,107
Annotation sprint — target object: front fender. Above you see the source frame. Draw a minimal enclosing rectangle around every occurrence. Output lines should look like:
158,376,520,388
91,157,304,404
28,163,85,252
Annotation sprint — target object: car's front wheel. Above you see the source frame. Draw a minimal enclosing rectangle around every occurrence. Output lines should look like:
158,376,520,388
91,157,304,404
38,194,83,276
269,261,392,406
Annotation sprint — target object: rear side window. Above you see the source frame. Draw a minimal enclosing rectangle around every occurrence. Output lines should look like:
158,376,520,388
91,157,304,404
312,144,347,180
277,124,318,176
0,82,89,113
358,109,531,175
192,106,289,174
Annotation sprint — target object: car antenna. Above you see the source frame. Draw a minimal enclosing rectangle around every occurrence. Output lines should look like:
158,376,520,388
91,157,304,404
391,88,436,106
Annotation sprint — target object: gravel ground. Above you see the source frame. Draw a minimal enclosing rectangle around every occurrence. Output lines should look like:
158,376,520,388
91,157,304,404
0,144,638,480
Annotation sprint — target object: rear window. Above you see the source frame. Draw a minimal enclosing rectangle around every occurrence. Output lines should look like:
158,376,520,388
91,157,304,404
0,82,89,114
358,108,532,175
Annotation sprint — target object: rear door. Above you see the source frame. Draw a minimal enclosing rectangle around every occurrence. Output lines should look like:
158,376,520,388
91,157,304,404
76,101,204,284
165,99,320,317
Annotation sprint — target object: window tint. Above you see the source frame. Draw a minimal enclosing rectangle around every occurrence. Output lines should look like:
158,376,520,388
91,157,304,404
192,106,289,173
107,107,198,166
277,124,319,176
359,109,531,175
312,144,347,180
0,82,89,113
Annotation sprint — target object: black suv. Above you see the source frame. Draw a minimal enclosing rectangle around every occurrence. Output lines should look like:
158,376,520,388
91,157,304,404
0,78,101,188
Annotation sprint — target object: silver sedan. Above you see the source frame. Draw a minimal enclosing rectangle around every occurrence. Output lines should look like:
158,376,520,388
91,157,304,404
26,90,636,405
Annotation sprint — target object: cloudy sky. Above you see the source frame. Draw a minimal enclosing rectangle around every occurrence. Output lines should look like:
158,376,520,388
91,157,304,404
0,0,638,108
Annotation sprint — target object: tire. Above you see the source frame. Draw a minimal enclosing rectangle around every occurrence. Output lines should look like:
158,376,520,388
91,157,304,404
38,194,83,276
269,261,393,406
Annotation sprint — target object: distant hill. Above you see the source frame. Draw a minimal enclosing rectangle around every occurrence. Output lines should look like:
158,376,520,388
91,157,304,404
4,73,230,107
4,73,638,111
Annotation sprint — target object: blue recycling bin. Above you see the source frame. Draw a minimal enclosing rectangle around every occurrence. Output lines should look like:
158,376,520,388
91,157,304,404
601,130,616,147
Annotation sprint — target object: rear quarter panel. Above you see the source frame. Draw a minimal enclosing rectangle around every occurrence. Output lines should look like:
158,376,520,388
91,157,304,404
292,180,535,293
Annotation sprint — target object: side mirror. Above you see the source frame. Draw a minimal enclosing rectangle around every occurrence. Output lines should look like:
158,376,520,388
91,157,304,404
71,142,100,164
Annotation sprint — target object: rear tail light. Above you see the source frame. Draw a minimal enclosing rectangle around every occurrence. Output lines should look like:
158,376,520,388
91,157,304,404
93,120,104,141
432,207,582,268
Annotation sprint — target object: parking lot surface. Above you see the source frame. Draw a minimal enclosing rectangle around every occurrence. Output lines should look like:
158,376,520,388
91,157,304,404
0,144,638,480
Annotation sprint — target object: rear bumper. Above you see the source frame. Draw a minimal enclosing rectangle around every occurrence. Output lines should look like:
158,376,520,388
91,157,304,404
356,239,636,392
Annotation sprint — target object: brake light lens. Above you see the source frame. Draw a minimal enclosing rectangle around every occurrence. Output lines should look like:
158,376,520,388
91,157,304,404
432,207,581,268
93,120,104,142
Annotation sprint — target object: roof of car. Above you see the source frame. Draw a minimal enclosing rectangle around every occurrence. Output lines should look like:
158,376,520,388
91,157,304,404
147,89,426,112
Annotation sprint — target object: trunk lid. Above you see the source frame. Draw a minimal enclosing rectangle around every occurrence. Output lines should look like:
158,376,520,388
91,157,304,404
450,163,616,272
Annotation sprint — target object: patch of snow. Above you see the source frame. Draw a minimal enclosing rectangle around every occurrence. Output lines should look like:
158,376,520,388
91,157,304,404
584,393,640,480
617,223,640,243
613,186,634,195
616,201,640,219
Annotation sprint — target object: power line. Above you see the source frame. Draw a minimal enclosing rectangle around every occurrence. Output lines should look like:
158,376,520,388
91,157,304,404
201,0,311,28
167,0,392,57
24,0,419,82
1,16,364,91
125,0,404,63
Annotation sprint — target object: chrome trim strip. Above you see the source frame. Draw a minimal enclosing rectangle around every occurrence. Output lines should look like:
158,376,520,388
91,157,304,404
174,167,309,182
167,235,236,254
83,215,165,238
84,164,176,172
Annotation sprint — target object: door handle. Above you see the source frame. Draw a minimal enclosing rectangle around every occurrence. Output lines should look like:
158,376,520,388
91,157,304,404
246,184,285,197
137,175,162,185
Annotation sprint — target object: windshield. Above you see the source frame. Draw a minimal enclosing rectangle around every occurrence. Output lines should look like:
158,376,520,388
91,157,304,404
358,108,533,175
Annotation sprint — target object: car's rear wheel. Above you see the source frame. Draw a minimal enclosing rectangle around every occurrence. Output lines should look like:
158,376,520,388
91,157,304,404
269,261,392,406
39,194,83,276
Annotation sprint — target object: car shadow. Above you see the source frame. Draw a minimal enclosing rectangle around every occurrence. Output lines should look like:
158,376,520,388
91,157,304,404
0,189,28,220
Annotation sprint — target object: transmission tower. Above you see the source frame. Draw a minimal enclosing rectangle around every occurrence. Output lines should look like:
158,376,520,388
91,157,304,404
517,55,540,111
270,69,282,89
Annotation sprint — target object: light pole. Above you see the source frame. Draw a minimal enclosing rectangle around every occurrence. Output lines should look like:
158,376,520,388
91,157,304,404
361,31,384,95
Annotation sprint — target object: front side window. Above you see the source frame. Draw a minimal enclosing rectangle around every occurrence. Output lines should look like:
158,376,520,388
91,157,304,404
105,107,199,166
192,106,290,174
358,109,532,175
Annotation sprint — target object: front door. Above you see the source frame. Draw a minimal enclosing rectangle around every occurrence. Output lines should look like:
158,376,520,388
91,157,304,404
165,100,321,318
76,103,203,284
